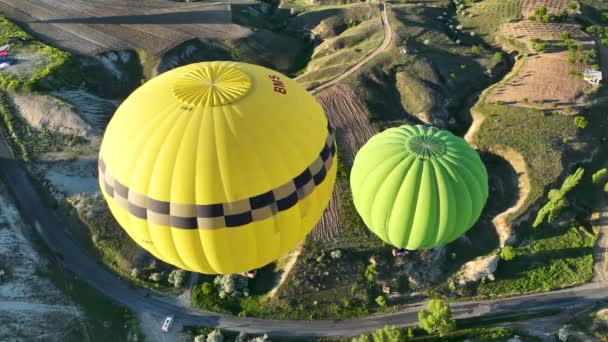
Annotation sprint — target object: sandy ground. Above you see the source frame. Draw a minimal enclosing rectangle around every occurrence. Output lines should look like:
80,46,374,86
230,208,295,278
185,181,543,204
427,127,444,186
0,183,85,341
9,93,94,137
34,158,100,197
490,21,594,113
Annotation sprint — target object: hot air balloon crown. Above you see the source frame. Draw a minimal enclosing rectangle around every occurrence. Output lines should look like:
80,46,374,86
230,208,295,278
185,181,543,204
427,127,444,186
99,61,337,274
350,125,488,250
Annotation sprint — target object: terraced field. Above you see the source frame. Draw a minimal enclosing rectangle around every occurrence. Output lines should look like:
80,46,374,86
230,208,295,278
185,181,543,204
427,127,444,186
0,0,252,55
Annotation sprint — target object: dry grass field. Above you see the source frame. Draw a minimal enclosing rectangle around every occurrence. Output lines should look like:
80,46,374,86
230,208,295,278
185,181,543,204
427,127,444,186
0,0,251,55
522,0,572,17
489,21,594,112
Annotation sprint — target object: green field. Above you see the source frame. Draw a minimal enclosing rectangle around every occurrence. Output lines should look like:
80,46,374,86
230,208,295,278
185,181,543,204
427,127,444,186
476,226,597,297
458,0,522,45
0,17,80,92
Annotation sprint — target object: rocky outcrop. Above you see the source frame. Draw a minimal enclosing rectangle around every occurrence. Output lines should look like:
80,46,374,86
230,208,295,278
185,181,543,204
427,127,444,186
457,255,500,285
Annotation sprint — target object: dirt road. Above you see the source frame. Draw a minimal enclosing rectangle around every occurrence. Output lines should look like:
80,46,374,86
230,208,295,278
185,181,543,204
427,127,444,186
310,1,392,94
0,0,252,55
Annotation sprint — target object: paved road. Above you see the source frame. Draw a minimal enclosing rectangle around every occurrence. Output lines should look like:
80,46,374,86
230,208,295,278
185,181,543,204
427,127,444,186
309,1,393,94
0,105,607,339
0,0,252,55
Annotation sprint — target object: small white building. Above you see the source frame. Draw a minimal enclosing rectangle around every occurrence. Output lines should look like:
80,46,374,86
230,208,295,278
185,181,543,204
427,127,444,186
584,69,603,85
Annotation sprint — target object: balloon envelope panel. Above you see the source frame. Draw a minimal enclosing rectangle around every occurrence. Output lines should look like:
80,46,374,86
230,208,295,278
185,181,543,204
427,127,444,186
99,61,336,274
350,125,488,250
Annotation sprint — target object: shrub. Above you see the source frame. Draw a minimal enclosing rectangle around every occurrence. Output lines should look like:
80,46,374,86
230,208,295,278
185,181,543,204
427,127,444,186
500,246,516,261
561,32,572,41
195,335,206,342
375,296,387,307
604,183,608,194
569,68,583,79
460,64,467,70
423,39,430,45
168,269,187,288
573,116,588,128
449,73,457,79
148,272,162,282
522,98,529,103
352,335,370,342
531,38,548,53
331,250,342,259
534,6,547,17
214,274,249,298
493,52,503,62
130,268,140,278
567,1,578,11
371,326,402,342
364,264,378,283
592,169,608,185
207,329,223,342
471,45,482,55
541,14,551,23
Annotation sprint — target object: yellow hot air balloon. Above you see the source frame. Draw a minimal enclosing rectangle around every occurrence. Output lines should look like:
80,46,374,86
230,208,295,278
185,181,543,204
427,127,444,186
98,61,337,274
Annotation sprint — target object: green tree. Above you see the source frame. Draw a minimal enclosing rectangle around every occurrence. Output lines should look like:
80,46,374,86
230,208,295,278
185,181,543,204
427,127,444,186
561,31,571,41
371,325,403,342
168,269,187,288
533,167,585,227
471,45,482,55
500,246,516,261
375,296,387,307
418,299,456,336
365,264,378,283
567,1,578,11
574,116,588,128
592,169,608,185
352,335,371,342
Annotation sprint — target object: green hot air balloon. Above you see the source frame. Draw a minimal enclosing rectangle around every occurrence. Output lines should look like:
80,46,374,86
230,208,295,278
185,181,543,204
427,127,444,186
350,125,488,250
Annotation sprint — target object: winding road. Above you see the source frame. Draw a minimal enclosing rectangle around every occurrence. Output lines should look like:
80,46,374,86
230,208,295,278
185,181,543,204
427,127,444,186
309,1,392,94
0,0,607,339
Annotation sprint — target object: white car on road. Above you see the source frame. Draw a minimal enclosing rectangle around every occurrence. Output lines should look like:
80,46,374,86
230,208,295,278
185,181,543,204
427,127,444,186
161,315,174,332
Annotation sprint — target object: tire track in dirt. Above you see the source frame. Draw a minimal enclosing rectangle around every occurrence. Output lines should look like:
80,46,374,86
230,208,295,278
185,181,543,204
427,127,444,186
311,85,376,241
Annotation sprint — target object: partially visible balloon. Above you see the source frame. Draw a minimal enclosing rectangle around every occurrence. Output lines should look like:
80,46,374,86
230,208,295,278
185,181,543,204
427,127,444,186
99,61,337,274
350,125,488,250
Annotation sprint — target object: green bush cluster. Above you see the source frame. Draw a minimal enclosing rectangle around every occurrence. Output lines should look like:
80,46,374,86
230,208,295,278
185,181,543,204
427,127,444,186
500,246,516,261
592,168,608,185
529,6,568,23
530,38,549,53
533,167,584,227
574,115,588,128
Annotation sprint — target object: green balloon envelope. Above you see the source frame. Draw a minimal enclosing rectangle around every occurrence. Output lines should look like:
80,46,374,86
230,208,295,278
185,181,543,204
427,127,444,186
350,125,488,250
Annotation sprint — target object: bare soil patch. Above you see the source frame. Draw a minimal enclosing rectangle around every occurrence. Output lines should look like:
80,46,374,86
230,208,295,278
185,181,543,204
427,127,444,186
9,93,94,137
310,84,376,241
314,84,376,166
